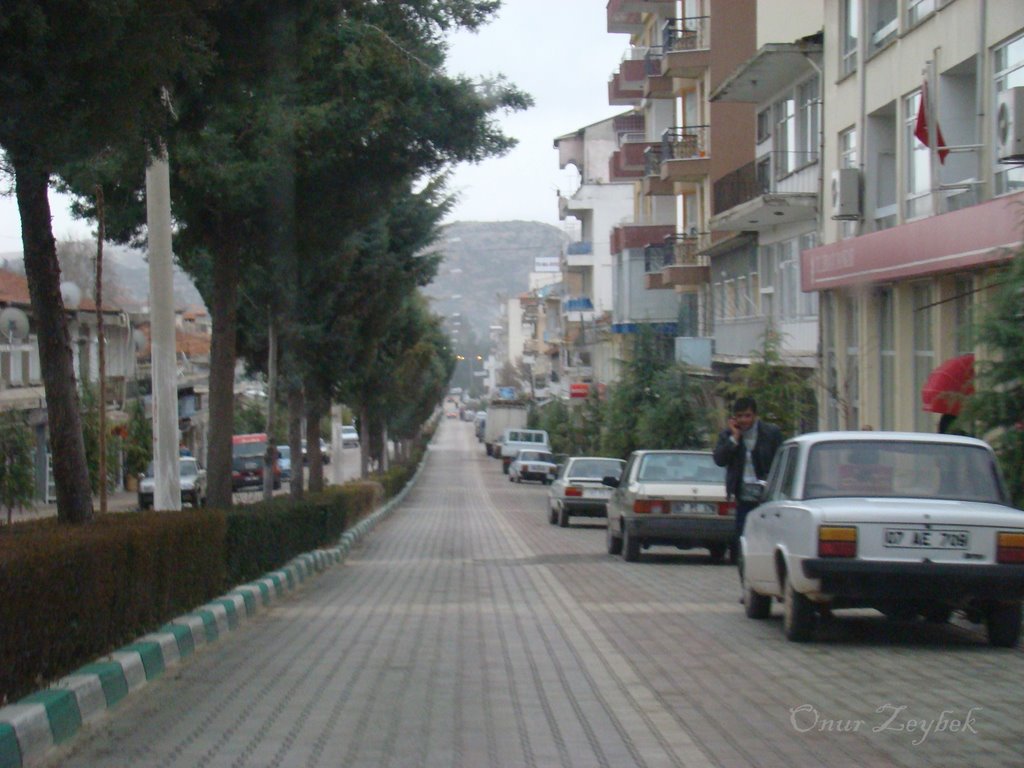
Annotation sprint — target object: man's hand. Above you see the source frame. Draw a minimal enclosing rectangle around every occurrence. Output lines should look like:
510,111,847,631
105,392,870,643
728,416,742,441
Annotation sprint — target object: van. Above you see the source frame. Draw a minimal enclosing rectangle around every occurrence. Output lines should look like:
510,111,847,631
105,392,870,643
499,428,551,474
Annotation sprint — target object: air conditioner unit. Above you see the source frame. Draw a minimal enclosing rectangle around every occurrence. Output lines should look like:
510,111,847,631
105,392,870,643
996,86,1024,162
831,168,861,220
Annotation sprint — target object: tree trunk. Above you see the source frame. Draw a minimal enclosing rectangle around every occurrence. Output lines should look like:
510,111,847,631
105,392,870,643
288,382,304,498
359,404,370,479
14,157,93,523
306,394,324,493
206,251,239,509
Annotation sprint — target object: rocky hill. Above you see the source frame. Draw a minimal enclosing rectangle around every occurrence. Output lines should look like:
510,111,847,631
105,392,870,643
423,220,571,345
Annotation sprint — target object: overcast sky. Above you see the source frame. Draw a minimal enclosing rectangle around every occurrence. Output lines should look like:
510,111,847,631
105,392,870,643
0,1,628,250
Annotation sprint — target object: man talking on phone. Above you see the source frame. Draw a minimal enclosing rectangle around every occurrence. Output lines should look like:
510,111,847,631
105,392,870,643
713,397,783,562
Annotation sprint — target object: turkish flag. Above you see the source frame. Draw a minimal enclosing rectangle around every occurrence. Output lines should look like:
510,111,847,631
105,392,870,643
914,82,949,163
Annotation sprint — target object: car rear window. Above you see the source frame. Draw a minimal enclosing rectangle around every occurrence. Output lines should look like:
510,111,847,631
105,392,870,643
569,459,625,480
520,451,553,463
638,453,723,483
804,441,1006,503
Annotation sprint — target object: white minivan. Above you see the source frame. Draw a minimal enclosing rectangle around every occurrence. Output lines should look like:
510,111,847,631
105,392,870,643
499,428,550,474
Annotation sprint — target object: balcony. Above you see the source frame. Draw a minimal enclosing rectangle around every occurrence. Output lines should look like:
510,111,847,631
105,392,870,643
562,296,596,323
608,57,646,106
660,126,711,183
610,139,657,181
643,49,675,99
610,223,676,255
642,145,674,196
643,242,673,290
660,17,711,79
661,234,711,291
711,152,819,231
607,0,675,33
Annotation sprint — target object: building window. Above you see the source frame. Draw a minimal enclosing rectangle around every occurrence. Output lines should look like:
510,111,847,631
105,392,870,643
798,233,819,318
756,108,771,143
878,287,895,430
844,295,860,428
907,0,935,27
868,0,897,54
798,76,820,164
840,0,858,76
995,34,1024,195
839,127,858,238
773,77,820,176
953,276,973,355
912,284,935,432
905,90,932,219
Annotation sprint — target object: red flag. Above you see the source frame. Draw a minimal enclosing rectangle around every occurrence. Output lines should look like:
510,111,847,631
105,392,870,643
914,82,949,163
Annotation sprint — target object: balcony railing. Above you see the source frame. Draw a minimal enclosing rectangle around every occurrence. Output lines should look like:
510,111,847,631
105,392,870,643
566,241,593,256
643,234,710,272
643,242,673,273
662,16,710,52
714,152,819,214
662,125,709,161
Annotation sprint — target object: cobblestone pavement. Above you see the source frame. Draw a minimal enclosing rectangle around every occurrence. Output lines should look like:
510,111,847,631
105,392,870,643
48,421,1024,768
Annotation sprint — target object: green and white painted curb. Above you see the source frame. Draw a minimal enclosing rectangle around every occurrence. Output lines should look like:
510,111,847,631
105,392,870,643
0,449,429,768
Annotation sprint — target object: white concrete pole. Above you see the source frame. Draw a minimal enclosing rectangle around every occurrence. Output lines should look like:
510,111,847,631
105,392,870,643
146,149,181,510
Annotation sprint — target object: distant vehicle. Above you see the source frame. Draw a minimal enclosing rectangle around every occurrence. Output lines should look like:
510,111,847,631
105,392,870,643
277,445,291,481
231,433,280,491
138,457,206,509
508,449,558,484
548,457,626,527
604,450,732,563
499,428,551,474
474,412,486,442
483,401,527,456
301,438,331,465
742,432,1024,646
341,425,360,448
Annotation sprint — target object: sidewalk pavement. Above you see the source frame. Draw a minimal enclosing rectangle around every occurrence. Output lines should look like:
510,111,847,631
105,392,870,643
8,489,139,523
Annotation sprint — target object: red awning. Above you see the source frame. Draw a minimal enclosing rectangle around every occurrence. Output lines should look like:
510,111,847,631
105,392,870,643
921,354,974,415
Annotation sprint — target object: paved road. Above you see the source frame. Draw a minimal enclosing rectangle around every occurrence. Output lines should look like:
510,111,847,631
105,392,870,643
47,421,1024,767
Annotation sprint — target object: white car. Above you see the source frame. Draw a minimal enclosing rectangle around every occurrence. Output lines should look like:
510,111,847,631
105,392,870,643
604,450,733,562
341,425,360,448
138,457,206,509
508,449,558,484
548,456,626,528
741,431,1024,646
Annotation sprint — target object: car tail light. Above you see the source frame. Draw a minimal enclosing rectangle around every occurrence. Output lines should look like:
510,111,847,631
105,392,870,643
996,531,1024,564
717,500,735,516
565,486,583,497
634,498,667,514
818,525,857,557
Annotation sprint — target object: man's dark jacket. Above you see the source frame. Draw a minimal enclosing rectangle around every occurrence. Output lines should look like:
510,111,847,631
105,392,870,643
712,421,784,499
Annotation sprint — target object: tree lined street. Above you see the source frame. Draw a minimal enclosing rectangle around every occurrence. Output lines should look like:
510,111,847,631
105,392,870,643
46,420,1023,768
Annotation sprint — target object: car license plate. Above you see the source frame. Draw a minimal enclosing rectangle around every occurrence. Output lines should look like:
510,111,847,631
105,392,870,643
671,501,715,514
883,528,970,549
586,489,612,499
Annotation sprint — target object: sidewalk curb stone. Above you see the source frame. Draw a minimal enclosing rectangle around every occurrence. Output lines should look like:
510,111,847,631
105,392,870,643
0,446,429,768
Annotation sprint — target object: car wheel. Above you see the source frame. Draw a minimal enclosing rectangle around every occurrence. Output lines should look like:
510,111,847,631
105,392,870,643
986,601,1023,648
707,544,727,563
548,505,558,525
558,507,570,528
622,527,640,562
744,580,772,620
606,522,623,555
783,572,815,642
508,474,514,482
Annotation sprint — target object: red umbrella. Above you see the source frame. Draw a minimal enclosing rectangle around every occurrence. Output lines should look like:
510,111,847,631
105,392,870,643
921,353,975,415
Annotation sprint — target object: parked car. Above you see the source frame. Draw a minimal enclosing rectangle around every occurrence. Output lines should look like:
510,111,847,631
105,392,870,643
301,438,331,465
474,412,486,442
741,431,1024,646
232,454,281,491
277,445,292,481
548,456,626,527
138,457,207,509
508,449,558,484
604,450,733,563
341,425,360,448
499,428,551,473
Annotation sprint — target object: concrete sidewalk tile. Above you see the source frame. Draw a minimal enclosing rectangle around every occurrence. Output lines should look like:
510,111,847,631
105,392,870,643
107,651,146,693
73,662,129,708
158,622,196,659
138,631,182,668
0,722,20,768
19,690,81,745
0,704,52,767
54,675,106,725
120,641,166,681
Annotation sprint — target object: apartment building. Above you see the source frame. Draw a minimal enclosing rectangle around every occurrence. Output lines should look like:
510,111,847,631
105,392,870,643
804,0,1024,431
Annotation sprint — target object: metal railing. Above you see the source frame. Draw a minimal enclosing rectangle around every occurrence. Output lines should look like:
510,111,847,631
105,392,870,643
713,153,818,214
662,16,710,52
662,125,710,161
644,234,709,272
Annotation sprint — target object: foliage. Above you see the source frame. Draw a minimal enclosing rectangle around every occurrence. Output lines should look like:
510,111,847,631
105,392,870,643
0,411,35,523
534,399,572,455
961,254,1024,507
234,398,267,436
123,399,153,480
79,384,122,494
635,364,715,450
600,326,671,458
717,326,815,439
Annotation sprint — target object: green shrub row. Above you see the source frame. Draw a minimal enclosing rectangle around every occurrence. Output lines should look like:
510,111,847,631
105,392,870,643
0,481,381,704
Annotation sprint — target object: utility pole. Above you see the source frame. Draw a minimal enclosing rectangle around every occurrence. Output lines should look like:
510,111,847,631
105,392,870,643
94,187,108,514
146,149,181,510
264,315,277,500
